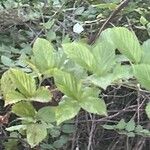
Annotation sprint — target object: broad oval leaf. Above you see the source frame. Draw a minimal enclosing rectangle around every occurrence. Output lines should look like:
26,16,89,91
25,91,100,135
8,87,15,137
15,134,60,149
79,97,107,116
12,101,36,118
56,97,80,125
92,40,115,75
54,70,82,100
1,70,16,96
9,69,36,97
133,64,150,91
63,42,95,72
36,106,56,123
33,38,55,73
111,27,142,63
26,123,47,148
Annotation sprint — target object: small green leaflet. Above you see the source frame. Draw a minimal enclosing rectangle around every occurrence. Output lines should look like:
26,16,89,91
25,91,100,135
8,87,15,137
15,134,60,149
125,119,135,132
116,119,126,130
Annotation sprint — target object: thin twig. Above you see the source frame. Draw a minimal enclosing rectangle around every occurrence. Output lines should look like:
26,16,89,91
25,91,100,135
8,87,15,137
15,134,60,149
87,115,96,150
91,0,130,44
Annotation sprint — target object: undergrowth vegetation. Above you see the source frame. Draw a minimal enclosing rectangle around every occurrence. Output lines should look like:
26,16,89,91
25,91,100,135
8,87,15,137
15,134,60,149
0,0,150,150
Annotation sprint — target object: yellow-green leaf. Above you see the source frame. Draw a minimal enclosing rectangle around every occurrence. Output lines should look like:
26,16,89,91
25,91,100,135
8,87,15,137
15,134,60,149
9,69,36,97
54,70,82,100
63,42,95,72
111,27,142,63
31,87,52,103
12,101,37,118
33,38,55,73
79,97,107,116
133,64,150,91
56,97,80,125
26,123,47,148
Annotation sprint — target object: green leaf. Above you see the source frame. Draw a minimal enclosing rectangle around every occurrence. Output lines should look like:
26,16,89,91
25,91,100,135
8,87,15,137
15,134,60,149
88,74,114,90
54,70,82,100
92,40,115,75
36,106,56,123
6,125,27,132
113,65,133,80
5,91,26,105
62,124,75,133
111,27,142,63
53,135,69,149
79,97,107,116
1,70,16,96
46,30,56,41
63,42,95,72
49,128,61,138
82,87,100,98
26,123,47,148
12,101,36,118
42,19,55,29
126,132,135,137
116,119,126,130
133,64,150,91
135,125,143,133
56,97,80,125
141,39,150,64
33,38,55,73
31,87,52,103
1,55,15,67
95,28,116,50
125,119,135,132
103,125,115,130
9,69,36,97
140,16,148,26
74,7,85,15
146,102,150,119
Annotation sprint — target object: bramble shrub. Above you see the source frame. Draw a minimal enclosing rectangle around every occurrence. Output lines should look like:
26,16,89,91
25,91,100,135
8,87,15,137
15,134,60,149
1,27,150,148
